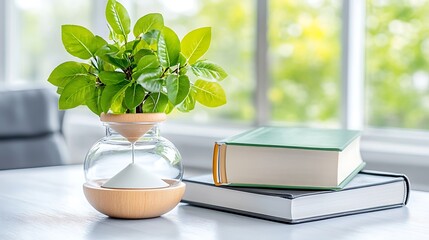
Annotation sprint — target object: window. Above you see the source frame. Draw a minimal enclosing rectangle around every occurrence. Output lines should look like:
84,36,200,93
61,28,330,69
1,0,429,176
269,0,341,126
3,0,429,131
366,0,429,131
4,0,92,85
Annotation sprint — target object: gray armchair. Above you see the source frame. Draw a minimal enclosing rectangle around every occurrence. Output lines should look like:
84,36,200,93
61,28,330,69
0,87,68,169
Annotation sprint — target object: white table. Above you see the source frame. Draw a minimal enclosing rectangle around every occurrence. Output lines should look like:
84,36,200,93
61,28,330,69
0,165,428,240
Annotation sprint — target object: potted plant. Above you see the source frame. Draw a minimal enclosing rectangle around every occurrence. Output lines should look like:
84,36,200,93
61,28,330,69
48,0,227,219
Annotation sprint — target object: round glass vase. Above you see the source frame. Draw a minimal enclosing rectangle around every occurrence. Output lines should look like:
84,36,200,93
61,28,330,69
82,113,186,219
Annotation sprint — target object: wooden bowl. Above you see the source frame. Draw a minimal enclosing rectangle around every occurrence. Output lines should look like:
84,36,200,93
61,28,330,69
83,180,185,219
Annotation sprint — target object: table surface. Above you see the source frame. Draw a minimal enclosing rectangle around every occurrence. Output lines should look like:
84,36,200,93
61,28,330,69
0,165,428,240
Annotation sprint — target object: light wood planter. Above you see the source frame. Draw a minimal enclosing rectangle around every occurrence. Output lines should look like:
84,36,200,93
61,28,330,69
83,180,186,219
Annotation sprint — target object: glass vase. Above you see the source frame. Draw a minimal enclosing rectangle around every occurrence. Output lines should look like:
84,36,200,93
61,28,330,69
82,113,185,219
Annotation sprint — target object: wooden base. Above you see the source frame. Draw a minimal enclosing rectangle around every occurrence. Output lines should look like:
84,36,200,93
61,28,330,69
83,180,185,219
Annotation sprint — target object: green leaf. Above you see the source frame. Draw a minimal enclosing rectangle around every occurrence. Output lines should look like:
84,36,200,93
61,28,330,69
165,101,175,114
166,74,190,105
96,44,119,56
100,59,116,72
107,24,125,43
193,79,226,107
178,52,187,66
124,40,140,52
105,0,130,41
96,45,130,69
59,77,94,109
134,49,154,63
48,61,90,87
143,92,169,113
136,55,160,71
100,82,129,113
133,40,151,54
191,61,228,81
133,13,164,38
158,27,181,68
61,25,96,59
92,36,108,53
178,89,196,112
86,87,103,115
134,55,162,92
142,30,160,50
181,27,211,64
124,84,145,109
140,78,164,93
104,56,129,69
178,53,188,75
98,71,126,85
134,67,162,84
110,91,126,113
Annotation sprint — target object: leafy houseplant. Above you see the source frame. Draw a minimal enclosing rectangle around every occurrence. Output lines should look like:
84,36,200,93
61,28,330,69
48,0,227,115
48,0,228,219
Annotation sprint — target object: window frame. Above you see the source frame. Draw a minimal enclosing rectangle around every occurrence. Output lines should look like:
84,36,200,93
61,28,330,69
0,0,7,84
341,0,365,129
255,0,270,125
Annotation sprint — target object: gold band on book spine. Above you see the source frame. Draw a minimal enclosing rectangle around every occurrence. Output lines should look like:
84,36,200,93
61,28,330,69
213,143,228,185
213,143,221,185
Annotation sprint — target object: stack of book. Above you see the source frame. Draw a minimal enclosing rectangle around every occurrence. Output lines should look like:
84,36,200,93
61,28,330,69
182,127,410,223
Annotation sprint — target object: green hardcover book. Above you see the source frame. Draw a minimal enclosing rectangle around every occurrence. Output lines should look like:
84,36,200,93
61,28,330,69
213,127,365,189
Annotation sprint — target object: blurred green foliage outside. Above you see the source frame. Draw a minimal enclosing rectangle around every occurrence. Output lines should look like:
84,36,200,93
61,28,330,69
12,0,429,130
367,0,429,130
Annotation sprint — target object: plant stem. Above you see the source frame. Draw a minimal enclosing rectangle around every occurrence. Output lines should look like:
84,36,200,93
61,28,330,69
160,67,170,78
124,66,133,81
90,58,99,72
136,103,143,113
143,92,151,101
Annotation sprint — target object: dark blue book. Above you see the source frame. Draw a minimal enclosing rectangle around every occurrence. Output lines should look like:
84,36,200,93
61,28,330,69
182,171,409,224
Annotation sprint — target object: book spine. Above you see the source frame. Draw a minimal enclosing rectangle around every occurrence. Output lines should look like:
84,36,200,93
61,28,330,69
360,170,411,205
212,142,221,185
212,142,227,186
